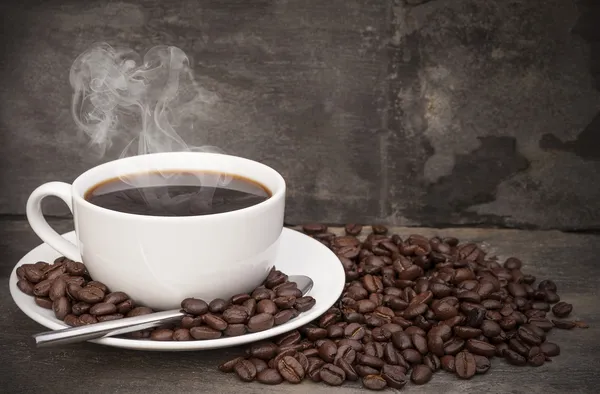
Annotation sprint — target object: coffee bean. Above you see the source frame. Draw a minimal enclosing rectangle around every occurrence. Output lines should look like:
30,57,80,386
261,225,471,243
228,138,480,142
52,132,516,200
276,330,302,346
362,374,387,390
63,314,78,327
274,309,295,325
473,355,491,374
78,314,98,325
48,278,67,301
465,339,496,357
344,323,366,340
127,307,153,317
403,303,427,319
33,279,52,297
52,296,70,320
380,364,407,388
172,328,192,341
202,313,227,331
189,326,222,340
303,223,327,234
64,261,85,276
256,299,278,315
517,325,543,346
440,355,455,372
23,266,43,283
345,224,363,235
357,353,384,369
504,349,527,366
319,363,345,386
256,368,283,385
428,335,446,357
248,313,275,332
277,356,305,383
181,298,208,315
371,225,388,235
540,342,560,357
209,298,227,313
552,301,573,318
334,344,356,365
17,280,34,296
35,296,53,309
117,299,135,315
454,326,482,339
96,314,124,322
412,334,429,355
234,359,257,382
295,296,316,312
455,351,476,379
77,286,105,304
552,319,576,329
402,349,422,365
223,306,249,324
150,328,174,341
89,302,117,316
411,364,432,385
508,338,530,357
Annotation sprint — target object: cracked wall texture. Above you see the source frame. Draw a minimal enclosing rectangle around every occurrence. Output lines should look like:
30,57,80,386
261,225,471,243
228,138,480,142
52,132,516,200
0,0,599,230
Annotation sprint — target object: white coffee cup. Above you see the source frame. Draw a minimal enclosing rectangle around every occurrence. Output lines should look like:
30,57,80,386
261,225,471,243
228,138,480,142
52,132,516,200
26,152,286,310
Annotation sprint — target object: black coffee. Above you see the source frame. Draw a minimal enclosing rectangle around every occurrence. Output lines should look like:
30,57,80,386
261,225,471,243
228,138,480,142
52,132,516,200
85,170,271,216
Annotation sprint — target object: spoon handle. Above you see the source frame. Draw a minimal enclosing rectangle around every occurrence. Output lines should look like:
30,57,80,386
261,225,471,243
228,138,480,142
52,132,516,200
33,309,184,347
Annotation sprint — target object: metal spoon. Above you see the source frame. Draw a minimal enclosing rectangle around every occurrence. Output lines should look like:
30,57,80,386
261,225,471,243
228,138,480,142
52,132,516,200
33,274,314,348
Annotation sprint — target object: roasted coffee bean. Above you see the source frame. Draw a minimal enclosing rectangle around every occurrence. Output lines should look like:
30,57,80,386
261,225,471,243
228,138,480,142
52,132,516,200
274,309,296,325
355,364,379,377
273,296,296,310
357,353,385,369
190,326,222,340
402,349,422,365
319,363,345,386
209,298,228,313
465,307,486,328
52,296,70,320
77,286,105,304
344,323,366,340
223,324,246,337
33,279,52,297
480,320,502,338
276,330,302,347
381,364,407,388
101,291,127,305
411,364,432,385
412,334,429,355
89,302,117,316
63,314,78,327
423,353,441,372
303,223,327,234
428,335,445,357
403,303,428,319
219,356,245,373
504,349,527,366
455,351,476,379
247,357,268,374
172,328,192,341
247,313,275,332
252,288,273,301
223,307,249,324
440,355,455,372
540,342,560,357
23,266,43,283
78,314,98,325
202,313,227,331
65,261,86,276
97,314,124,322
295,296,316,312
552,319,576,329
317,340,337,363
35,296,53,309
454,326,482,339
127,306,153,317
249,342,278,360
87,281,108,293
327,324,344,339
508,338,530,357
71,302,91,316
278,356,305,383
306,357,325,382
256,368,283,385
517,325,543,346
17,280,34,296
345,223,363,235
181,298,208,315
371,224,388,235
150,328,174,341
334,345,356,365
116,299,135,315
552,301,573,318
473,355,491,374
362,374,387,390
465,339,496,357
48,278,67,301
443,337,465,356
234,359,257,382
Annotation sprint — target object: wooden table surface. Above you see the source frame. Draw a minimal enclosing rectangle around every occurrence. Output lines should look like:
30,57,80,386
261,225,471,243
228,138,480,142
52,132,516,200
1,219,599,393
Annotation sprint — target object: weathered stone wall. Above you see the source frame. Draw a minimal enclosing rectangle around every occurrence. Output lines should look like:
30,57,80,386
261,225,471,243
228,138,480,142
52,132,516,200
1,0,598,230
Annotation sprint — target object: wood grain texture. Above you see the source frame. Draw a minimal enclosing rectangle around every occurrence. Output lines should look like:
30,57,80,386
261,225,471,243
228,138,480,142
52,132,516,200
0,219,598,393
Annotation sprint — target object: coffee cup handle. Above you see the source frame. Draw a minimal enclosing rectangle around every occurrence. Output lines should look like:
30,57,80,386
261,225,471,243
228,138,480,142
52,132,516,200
26,182,81,262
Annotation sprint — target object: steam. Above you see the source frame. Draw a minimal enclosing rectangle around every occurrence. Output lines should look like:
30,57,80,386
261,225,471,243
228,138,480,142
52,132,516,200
69,42,231,214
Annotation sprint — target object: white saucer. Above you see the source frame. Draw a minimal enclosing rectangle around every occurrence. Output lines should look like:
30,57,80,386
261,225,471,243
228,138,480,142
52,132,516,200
9,227,345,351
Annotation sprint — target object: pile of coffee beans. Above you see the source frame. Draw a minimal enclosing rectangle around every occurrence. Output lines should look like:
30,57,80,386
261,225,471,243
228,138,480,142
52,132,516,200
16,261,315,340
217,224,588,389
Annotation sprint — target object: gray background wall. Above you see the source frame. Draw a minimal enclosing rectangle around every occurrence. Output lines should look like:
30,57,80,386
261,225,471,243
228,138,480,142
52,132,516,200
1,0,599,230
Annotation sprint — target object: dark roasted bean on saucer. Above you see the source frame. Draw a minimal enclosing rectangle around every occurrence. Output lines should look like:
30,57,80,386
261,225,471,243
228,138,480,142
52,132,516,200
65,261,86,276
17,280,34,296
127,307,153,317
90,302,117,316
295,296,316,312
150,328,174,341
35,296,53,309
190,326,222,340
77,285,105,304
97,314,124,322
103,291,129,305
181,298,209,315
224,324,247,337
52,296,71,320
208,298,227,313
248,313,275,332
302,223,327,234
49,278,67,301
63,314,78,327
